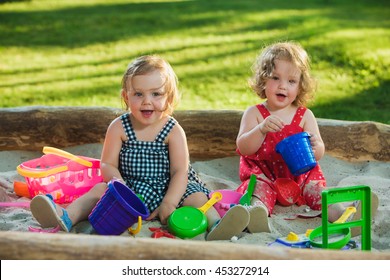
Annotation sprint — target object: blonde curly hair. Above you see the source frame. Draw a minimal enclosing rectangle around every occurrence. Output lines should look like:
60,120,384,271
249,42,316,106
121,55,180,115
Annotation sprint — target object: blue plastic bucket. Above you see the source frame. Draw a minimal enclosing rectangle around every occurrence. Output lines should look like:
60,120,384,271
88,180,149,235
275,132,317,176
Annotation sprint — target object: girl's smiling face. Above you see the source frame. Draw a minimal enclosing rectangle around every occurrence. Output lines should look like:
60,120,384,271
123,70,168,125
264,59,301,110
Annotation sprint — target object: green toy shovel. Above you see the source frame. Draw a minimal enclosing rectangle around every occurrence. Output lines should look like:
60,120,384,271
239,174,256,206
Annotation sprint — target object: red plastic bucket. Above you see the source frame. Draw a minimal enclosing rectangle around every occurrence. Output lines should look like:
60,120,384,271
88,180,149,235
275,132,317,176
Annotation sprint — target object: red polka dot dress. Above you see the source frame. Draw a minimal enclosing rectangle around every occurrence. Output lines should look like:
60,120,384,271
236,104,326,214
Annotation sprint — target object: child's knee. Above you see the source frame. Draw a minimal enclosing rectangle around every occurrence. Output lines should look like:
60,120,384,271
183,191,208,207
302,180,325,210
90,182,108,198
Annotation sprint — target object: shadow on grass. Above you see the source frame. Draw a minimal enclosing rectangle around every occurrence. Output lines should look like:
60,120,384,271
312,79,390,124
1,0,387,75
1,0,387,48
1,0,389,121
0,0,30,4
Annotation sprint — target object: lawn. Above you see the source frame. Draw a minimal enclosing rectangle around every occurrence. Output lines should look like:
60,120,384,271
0,0,389,123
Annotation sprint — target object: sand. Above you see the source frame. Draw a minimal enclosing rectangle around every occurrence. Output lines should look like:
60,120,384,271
0,143,389,252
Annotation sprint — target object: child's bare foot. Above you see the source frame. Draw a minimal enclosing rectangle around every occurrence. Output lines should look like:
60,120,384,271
351,192,379,237
328,192,379,237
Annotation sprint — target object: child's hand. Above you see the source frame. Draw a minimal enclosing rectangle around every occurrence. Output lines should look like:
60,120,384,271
308,133,319,153
147,201,176,225
259,115,285,134
159,202,177,224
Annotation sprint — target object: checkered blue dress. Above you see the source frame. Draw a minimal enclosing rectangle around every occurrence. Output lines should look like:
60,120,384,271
119,113,210,213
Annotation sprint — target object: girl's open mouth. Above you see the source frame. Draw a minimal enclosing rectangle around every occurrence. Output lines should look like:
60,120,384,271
276,93,287,101
141,110,154,117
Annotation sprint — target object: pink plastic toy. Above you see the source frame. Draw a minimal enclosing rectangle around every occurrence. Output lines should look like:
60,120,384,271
28,225,60,233
209,189,242,217
17,147,103,204
0,201,30,208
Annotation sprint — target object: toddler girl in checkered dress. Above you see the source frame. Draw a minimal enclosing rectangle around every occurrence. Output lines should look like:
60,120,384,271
30,55,250,240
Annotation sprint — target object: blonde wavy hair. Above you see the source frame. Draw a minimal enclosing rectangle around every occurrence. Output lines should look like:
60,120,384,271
121,55,180,115
249,42,316,106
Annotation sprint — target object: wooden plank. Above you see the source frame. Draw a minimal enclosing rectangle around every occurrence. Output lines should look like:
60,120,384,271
0,106,389,161
0,231,389,260
0,107,389,260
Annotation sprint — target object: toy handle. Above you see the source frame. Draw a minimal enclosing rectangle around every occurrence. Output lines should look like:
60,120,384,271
17,163,68,178
128,216,142,235
0,201,30,208
334,206,356,224
43,147,92,168
239,174,256,206
198,191,222,214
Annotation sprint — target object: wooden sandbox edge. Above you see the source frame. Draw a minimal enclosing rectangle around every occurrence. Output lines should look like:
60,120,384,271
0,106,389,161
0,231,389,260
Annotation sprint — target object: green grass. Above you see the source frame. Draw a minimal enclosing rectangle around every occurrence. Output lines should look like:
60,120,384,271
1,0,389,123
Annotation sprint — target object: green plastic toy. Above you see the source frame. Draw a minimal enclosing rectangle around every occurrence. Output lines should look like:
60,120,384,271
239,174,256,206
309,185,372,250
168,192,222,239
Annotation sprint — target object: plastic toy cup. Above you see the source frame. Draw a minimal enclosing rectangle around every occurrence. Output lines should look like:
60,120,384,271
88,180,149,235
275,132,317,176
210,189,242,217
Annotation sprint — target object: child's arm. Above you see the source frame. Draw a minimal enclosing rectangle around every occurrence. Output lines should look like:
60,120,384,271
302,109,325,161
100,118,127,182
151,124,189,224
237,106,284,155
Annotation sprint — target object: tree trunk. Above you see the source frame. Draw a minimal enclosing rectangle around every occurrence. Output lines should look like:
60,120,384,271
0,106,389,161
